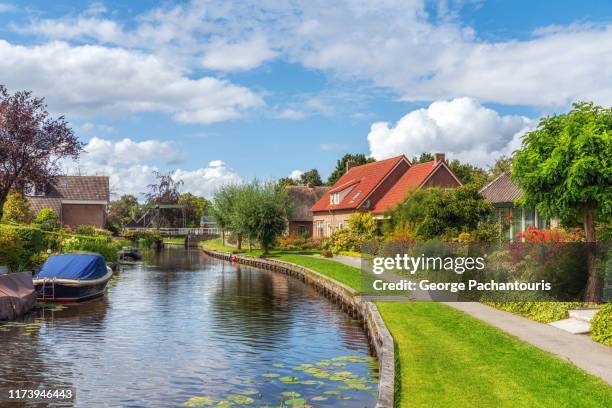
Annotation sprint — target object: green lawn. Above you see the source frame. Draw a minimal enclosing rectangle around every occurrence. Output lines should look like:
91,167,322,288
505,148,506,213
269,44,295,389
200,238,612,407
200,238,362,290
377,302,612,408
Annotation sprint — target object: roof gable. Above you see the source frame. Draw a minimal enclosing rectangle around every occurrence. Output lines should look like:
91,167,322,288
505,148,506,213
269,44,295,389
28,176,110,202
311,155,408,212
479,172,522,204
372,160,462,213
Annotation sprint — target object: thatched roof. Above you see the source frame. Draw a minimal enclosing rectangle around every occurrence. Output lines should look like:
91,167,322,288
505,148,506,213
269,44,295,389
288,185,330,221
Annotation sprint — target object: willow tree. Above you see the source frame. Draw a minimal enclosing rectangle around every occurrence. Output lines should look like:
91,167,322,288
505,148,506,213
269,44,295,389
513,102,612,302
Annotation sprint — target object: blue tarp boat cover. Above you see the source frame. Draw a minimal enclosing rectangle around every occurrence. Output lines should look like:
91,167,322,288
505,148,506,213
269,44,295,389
36,254,108,280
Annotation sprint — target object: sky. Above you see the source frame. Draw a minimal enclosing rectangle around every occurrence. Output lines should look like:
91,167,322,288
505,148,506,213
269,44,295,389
1,0,611,199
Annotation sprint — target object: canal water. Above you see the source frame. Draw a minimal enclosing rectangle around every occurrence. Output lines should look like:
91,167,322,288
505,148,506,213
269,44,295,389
0,248,378,407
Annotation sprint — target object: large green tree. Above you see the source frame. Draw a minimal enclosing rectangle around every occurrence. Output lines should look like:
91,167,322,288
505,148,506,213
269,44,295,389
327,153,375,185
300,168,323,186
211,181,291,254
107,194,142,227
178,192,210,227
386,184,493,240
513,102,612,301
211,184,240,246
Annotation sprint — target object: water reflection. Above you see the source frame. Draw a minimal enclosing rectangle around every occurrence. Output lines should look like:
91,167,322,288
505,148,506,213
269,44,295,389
1,247,377,407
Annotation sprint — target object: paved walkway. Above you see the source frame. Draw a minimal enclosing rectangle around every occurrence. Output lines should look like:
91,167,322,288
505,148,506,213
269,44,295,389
321,253,612,385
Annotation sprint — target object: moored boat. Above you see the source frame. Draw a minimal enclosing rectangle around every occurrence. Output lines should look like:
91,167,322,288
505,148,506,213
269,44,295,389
119,247,142,262
33,254,113,302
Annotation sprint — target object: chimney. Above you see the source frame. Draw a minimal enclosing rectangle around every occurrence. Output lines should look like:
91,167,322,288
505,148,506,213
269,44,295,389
434,152,445,165
346,160,355,174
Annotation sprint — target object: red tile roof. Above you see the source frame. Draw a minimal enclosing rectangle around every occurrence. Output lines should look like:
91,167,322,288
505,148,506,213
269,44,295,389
372,161,441,213
311,155,408,212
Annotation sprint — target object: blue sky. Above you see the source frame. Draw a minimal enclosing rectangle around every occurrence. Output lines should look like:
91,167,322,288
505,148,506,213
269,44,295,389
1,1,611,198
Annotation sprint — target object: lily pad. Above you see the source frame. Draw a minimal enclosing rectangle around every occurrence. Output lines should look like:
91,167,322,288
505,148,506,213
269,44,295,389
273,363,284,368
227,395,254,405
280,376,299,383
281,391,301,398
183,396,214,407
216,401,232,408
312,372,330,379
285,398,306,406
323,391,341,396
262,373,279,378
239,388,259,396
316,361,330,367
311,396,327,401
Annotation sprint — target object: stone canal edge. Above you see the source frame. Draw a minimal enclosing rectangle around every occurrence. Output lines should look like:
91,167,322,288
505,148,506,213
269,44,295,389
201,248,395,408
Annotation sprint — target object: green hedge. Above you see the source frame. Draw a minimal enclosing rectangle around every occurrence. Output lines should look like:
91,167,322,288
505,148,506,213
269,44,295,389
487,301,584,323
591,303,612,346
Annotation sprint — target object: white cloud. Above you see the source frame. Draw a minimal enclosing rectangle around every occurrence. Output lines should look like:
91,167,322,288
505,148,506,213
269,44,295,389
202,34,277,71
63,138,241,198
13,1,612,108
0,40,263,123
173,161,242,197
367,97,533,166
84,137,181,165
288,170,303,181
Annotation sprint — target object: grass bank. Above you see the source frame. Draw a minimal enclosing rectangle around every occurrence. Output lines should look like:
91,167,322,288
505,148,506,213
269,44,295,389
377,302,612,407
200,238,361,290
200,238,612,406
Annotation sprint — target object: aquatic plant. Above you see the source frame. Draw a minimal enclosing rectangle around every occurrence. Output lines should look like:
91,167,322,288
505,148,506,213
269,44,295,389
183,396,213,406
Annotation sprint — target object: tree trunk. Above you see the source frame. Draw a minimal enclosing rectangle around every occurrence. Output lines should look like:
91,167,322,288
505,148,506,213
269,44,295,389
222,229,226,246
237,235,242,250
583,205,600,303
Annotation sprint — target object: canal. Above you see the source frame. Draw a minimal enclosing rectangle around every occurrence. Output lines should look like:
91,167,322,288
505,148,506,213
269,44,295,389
0,247,378,407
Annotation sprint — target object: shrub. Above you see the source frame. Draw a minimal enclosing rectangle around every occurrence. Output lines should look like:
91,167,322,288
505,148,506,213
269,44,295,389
0,227,24,272
73,225,112,237
591,303,612,346
277,234,319,251
517,226,584,243
122,229,161,248
13,226,45,255
322,229,365,254
30,252,50,270
1,190,34,224
34,208,61,231
487,300,584,323
348,213,377,237
320,248,333,258
61,236,119,263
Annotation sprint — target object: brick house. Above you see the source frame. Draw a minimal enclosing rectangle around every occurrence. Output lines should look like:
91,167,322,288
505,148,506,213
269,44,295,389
26,176,110,228
311,153,462,239
287,185,330,236
480,172,557,241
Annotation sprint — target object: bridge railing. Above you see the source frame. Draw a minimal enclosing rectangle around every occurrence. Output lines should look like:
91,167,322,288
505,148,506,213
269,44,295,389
121,227,219,236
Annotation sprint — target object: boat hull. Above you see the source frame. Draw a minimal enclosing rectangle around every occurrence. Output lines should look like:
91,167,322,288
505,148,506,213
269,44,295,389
33,267,113,303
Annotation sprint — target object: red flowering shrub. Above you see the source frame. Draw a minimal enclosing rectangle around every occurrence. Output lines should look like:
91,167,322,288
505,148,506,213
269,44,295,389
517,226,584,243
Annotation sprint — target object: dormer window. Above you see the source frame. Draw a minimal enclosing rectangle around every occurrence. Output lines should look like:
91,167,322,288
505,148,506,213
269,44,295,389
352,191,362,201
26,183,46,196
330,192,341,205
